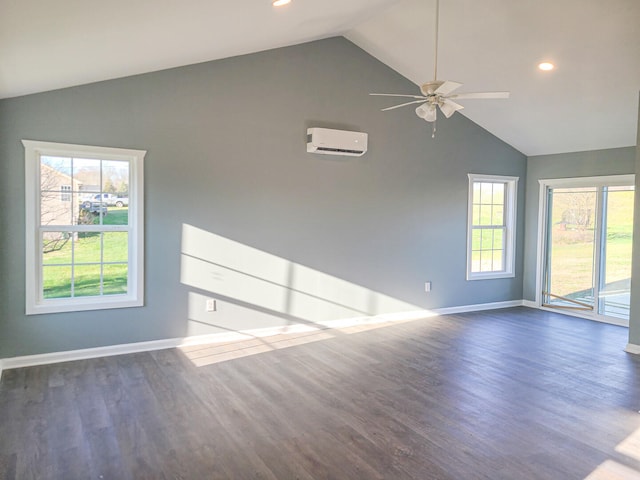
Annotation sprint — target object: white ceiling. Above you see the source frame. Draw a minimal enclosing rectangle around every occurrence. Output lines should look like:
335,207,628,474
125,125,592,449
1,0,639,156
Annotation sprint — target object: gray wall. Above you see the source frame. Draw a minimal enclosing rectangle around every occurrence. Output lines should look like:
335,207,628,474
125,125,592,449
629,95,640,346
0,37,526,359
522,147,637,301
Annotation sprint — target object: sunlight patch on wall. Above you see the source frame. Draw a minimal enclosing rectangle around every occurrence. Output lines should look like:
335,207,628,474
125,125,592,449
180,223,424,325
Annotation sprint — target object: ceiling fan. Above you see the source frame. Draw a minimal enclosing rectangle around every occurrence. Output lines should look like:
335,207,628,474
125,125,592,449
370,0,509,137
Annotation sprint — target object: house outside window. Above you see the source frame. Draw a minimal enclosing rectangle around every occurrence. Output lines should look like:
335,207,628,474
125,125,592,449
467,173,518,280
60,184,72,201
23,140,145,314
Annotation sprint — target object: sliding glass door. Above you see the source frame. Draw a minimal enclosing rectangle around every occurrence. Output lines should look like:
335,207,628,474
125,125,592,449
540,176,634,325
599,186,634,319
543,186,597,312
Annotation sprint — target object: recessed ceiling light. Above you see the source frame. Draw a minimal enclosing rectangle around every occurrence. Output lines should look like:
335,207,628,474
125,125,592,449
272,0,291,6
538,62,555,71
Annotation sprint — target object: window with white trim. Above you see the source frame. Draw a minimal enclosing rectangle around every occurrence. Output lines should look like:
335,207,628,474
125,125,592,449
23,140,145,314
467,174,518,280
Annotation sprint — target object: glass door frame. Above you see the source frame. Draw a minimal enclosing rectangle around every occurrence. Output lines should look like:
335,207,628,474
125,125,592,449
535,174,635,327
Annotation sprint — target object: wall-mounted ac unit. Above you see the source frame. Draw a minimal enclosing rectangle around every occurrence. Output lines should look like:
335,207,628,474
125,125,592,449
306,128,368,157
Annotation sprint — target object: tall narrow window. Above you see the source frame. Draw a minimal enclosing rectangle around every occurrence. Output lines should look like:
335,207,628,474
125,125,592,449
23,140,145,314
467,174,518,280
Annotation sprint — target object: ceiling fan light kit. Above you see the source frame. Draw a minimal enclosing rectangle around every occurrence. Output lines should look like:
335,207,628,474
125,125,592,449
416,103,436,121
370,0,510,137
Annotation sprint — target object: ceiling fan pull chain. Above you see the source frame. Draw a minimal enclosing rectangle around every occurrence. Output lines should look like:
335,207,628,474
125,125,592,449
432,122,436,138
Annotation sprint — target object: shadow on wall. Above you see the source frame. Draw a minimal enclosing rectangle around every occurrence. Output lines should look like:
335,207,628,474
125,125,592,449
179,223,434,355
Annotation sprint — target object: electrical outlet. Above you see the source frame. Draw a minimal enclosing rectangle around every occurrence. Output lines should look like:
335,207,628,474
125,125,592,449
424,282,432,292
206,298,216,312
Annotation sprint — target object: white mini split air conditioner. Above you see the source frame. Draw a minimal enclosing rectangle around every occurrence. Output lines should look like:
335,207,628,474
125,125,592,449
306,128,368,157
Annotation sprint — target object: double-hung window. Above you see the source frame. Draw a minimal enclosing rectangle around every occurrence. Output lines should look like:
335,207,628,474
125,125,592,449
23,140,145,314
467,174,518,280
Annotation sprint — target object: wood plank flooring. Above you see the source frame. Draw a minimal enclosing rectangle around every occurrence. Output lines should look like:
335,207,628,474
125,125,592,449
2,307,640,479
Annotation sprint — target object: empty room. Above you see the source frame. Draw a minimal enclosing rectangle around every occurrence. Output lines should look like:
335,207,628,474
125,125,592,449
1,0,640,478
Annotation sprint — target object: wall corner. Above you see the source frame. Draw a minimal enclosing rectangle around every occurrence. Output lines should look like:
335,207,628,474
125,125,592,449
628,91,640,346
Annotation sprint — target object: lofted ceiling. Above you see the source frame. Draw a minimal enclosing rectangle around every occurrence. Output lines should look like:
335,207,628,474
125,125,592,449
1,0,639,156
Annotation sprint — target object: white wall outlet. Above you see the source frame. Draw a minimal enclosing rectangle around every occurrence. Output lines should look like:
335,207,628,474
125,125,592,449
206,298,216,312
424,282,432,292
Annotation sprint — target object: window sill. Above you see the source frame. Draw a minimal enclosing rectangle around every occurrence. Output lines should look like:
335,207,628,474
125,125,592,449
26,295,143,315
467,272,515,281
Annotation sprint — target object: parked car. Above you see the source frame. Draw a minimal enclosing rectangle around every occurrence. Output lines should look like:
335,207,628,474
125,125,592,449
114,196,129,207
80,201,108,215
87,193,128,207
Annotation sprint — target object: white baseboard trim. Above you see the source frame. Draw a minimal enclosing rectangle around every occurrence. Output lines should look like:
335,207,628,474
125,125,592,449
1,337,182,372
625,343,640,355
0,300,527,376
522,300,538,308
434,299,524,315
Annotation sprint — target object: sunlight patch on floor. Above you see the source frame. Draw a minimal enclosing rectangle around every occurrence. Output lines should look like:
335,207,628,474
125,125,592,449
179,314,424,367
616,426,640,463
584,459,640,479
585,419,640,480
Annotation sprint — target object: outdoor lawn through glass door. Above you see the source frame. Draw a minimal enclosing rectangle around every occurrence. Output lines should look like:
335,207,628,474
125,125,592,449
542,181,634,323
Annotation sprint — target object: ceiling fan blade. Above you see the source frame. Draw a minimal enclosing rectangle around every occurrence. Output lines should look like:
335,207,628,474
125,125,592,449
370,93,428,99
439,99,464,118
449,91,510,100
381,99,428,112
416,103,437,122
434,81,462,96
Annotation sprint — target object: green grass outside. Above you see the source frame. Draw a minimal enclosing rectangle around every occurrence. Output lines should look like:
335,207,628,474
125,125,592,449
43,207,129,299
545,188,633,301
44,264,128,298
548,232,633,299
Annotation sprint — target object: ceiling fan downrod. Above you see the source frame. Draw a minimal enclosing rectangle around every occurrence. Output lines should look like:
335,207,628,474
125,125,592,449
433,0,439,82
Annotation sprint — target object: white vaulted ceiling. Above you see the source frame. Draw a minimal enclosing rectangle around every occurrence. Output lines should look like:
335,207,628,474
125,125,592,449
1,0,639,155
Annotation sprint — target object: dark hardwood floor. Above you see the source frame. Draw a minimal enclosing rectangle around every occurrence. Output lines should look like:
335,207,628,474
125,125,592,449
2,307,640,479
